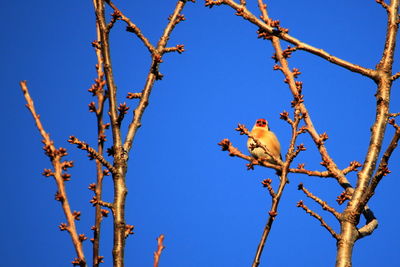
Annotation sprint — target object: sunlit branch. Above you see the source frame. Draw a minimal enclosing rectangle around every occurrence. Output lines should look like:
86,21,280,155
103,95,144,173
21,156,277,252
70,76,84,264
297,200,339,240
153,235,165,267
123,0,189,153
20,81,87,267
298,183,340,220
204,0,377,79
105,0,156,54
68,136,116,173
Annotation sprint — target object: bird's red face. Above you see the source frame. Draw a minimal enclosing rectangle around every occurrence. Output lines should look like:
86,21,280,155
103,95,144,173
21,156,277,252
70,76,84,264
256,119,267,127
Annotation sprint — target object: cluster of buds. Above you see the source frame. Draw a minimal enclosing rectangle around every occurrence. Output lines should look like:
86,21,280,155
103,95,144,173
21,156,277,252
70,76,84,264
279,111,290,121
218,139,231,151
127,92,142,99
101,209,109,217
257,28,273,40
59,223,68,231
88,76,106,96
107,146,115,156
125,224,135,237
235,123,249,135
152,54,164,80
291,93,304,108
55,191,65,202
317,132,329,145
71,258,85,266
88,102,97,113
91,40,101,50
295,81,303,94
282,45,297,59
297,163,305,169
295,144,306,155
61,161,74,171
111,9,122,19
79,234,88,242
336,191,351,205
88,183,96,191
378,165,391,176
204,0,224,8
261,178,276,198
173,13,186,23
72,211,81,221
117,102,130,124
175,44,185,54
268,19,289,34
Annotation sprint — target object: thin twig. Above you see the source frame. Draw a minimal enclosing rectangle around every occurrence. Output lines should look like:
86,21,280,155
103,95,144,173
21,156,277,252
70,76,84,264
68,136,116,173
20,81,87,267
298,183,341,220
123,0,189,153
90,12,108,266
362,120,400,206
391,71,400,80
153,235,165,267
297,200,339,240
204,0,377,79
105,0,156,54
376,0,390,11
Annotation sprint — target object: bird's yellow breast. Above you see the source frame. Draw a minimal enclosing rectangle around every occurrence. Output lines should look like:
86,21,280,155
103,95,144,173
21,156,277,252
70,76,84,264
249,127,281,159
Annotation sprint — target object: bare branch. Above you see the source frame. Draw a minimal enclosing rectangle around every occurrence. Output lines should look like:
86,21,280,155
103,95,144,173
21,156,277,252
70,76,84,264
123,0,189,153
298,183,340,220
19,81,87,267
357,207,378,239
261,179,276,198
105,0,156,54
362,120,400,206
376,0,390,11
391,71,400,80
297,200,339,240
350,0,400,215
153,235,165,267
205,0,377,79
68,136,116,173
90,16,108,267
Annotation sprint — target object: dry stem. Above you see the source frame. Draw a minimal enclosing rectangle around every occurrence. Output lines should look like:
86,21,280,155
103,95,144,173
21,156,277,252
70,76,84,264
92,1,191,266
20,81,87,267
205,0,378,79
298,183,340,220
153,235,165,267
297,201,340,240
90,16,107,266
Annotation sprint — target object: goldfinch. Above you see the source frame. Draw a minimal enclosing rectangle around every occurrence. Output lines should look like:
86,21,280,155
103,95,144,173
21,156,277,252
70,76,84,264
247,118,281,164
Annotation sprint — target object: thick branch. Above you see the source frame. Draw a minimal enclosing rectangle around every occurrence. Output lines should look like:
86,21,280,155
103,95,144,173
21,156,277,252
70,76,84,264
362,121,400,206
350,0,399,215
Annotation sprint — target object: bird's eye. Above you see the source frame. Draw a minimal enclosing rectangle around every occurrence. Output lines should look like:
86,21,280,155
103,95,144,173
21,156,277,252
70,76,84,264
262,121,266,125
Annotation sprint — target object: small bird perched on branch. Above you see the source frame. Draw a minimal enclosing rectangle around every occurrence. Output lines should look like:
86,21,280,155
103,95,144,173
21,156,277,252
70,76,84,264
247,118,281,164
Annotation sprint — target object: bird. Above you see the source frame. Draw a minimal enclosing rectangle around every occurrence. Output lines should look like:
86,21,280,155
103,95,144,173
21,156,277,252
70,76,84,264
247,118,281,164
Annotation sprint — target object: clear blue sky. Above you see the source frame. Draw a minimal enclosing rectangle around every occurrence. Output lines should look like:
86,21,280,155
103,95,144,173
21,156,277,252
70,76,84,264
2,1,400,266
